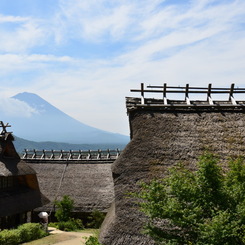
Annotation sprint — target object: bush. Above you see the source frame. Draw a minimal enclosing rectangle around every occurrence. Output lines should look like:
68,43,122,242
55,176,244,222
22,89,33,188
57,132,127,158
85,235,102,245
0,229,21,245
48,222,59,229
87,210,106,228
18,223,47,242
55,195,74,222
0,223,47,245
49,218,84,231
135,153,245,244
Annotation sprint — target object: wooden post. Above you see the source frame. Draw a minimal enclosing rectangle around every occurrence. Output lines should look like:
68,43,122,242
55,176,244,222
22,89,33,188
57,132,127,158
87,150,91,160
185,84,191,105
163,83,168,105
23,149,28,159
41,150,45,159
50,150,54,160
141,83,145,104
207,83,214,105
32,149,36,159
107,149,111,159
78,150,83,160
0,121,11,134
116,148,120,158
97,149,101,160
69,150,73,160
229,83,237,105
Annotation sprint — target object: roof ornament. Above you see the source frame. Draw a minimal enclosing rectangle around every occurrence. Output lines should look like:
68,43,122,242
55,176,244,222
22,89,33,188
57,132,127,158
0,121,11,135
128,83,245,108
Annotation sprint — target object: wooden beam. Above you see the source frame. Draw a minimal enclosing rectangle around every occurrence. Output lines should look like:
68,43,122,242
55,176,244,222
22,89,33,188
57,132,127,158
141,83,145,104
207,84,214,105
229,83,237,105
0,121,11,134
185,84,191,105
163,83,168,105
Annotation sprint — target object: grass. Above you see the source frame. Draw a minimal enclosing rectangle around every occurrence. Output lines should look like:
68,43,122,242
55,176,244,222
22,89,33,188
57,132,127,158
22,233,76,245
22,229,99,245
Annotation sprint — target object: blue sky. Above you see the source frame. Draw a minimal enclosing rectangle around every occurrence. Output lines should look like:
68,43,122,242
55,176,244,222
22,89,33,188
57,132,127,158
0,0,245,136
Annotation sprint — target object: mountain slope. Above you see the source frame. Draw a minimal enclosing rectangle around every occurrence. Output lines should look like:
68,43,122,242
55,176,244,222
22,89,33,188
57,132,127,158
9,92,129,144
13,135,127,154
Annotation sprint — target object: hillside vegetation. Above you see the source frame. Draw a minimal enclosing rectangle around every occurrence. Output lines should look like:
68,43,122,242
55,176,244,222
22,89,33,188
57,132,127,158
13,135,126,154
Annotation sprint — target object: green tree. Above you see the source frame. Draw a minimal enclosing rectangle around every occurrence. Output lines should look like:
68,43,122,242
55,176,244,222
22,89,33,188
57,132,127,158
135,153,245,244
87,209,106,228
55,195,74,222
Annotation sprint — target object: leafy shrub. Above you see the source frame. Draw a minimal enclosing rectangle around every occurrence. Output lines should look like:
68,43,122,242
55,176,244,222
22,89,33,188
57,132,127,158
50,218,84,231
0,223,47,245
0,229,21,245
85,235,102,245
87,210,106,228
55,195,74,222
18,223,47,242
48,222,59,229
135,153,245,244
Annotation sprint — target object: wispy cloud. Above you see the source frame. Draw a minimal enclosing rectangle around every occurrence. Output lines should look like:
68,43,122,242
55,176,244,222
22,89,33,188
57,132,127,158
0,14,29,23
0,98,38,118
0,17,47,53
0,0,245,135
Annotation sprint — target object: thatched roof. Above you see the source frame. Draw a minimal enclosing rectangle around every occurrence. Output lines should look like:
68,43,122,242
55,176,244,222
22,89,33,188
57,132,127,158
100,99,245,245
29,161,114,213
0,187,48,217
0,159,37,177
0,132,36,177
0,123,49,217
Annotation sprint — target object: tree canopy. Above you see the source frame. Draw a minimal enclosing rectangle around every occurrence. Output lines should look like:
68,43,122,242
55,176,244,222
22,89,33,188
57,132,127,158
135,153,245,244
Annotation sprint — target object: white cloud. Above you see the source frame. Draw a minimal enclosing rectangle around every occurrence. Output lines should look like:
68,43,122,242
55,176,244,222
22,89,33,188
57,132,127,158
53,0,134,43
0,14,29,23
1,0,245,136
0,54,74,78
0,18,47,53
0,97,38,118
51,0,245,45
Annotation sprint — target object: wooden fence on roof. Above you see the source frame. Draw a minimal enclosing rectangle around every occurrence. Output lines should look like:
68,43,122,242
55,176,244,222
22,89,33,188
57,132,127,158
127,83,245,109
22,149,120,162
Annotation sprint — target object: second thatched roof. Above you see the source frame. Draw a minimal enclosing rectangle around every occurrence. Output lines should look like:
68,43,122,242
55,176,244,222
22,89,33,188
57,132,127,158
29,161,114,213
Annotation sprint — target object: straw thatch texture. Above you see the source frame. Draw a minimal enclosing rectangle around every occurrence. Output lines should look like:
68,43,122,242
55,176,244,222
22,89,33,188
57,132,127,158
100,107,245,245
0,159,36,176
0,187,47,217
0,131,49,220
30,162,114,213
0,133,36,177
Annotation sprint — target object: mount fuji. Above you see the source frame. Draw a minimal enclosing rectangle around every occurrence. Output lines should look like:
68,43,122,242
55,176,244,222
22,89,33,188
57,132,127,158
5,92,129,144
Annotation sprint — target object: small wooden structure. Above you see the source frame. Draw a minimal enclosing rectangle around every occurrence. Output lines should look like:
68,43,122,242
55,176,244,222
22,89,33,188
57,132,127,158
22,149,120,162
0,121,49,229
128,83,245,109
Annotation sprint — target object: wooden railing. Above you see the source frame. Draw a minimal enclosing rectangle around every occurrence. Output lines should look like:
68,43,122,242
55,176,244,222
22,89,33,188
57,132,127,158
129,83,245,106
22,149,120,162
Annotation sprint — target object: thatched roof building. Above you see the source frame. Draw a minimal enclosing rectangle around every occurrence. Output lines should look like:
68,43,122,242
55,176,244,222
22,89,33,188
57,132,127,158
100,84,245,245
29,161,114,217
0,122,48,229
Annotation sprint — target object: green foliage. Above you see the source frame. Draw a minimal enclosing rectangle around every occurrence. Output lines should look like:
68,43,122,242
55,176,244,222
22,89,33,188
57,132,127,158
87,210,106,228
18,223,47,242
85,235,102,245
135,153,245,245
55,195,74,222
0,223,47,245
49,218,84,231
0,229,21,245
58,218,84,231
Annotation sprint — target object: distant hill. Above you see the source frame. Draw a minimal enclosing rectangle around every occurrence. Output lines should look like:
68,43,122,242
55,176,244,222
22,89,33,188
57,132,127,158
7,92,129,144
13,135,127,154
